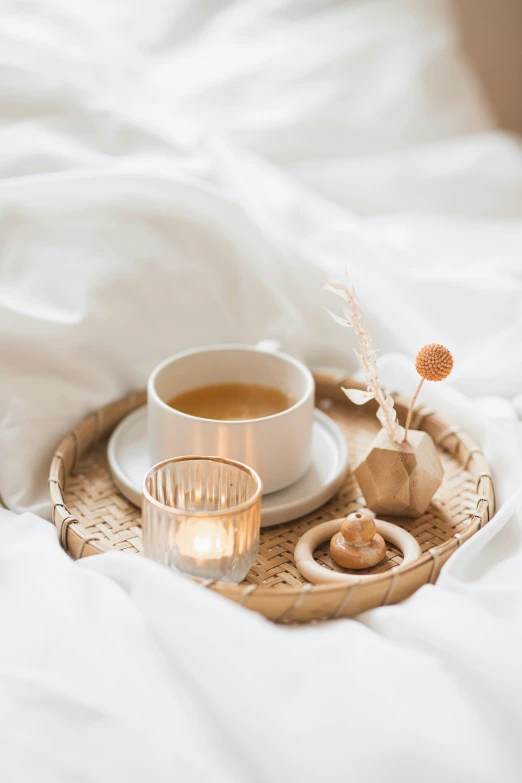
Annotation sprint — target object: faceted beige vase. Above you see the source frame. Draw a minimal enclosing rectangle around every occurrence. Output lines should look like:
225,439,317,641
354,428,444,518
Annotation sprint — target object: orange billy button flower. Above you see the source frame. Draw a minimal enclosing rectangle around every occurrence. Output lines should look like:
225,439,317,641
415,343,453,382
403,344,453,442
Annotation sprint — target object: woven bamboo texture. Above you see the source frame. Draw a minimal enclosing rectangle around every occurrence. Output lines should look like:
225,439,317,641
49,372,495,623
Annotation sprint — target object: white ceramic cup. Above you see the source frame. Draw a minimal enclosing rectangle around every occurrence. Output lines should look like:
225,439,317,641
147,344,315,495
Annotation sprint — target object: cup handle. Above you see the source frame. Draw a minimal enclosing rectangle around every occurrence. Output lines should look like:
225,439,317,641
255,339,281,354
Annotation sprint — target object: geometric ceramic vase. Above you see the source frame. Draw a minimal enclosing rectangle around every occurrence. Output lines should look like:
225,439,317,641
354,428,444,518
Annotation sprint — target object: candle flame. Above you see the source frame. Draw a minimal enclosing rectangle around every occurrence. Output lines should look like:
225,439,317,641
177,519,232,558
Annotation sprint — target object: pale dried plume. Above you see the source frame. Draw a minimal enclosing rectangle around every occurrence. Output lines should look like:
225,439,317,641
323,277,404,444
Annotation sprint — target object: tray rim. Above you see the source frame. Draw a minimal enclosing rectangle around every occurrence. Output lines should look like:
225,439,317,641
49,371,495,622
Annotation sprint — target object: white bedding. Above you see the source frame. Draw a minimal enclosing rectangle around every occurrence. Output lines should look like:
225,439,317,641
1,1,522,781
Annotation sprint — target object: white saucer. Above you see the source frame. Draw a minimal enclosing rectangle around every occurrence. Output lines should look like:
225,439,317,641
107,406,348,527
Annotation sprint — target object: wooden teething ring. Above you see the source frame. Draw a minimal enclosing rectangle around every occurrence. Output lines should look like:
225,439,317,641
294,518,421,585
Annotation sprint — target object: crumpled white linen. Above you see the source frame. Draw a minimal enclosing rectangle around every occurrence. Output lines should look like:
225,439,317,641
1,0,522,781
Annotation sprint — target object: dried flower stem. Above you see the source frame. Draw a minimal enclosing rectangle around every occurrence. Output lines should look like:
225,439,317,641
403,378,424,443
355,327,392,429
324,278,404,444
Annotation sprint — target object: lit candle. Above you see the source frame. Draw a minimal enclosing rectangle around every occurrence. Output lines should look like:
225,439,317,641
176,518,233,568
143,456,262,583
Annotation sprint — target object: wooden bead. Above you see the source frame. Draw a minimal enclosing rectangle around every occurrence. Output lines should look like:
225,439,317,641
340,512,375,546
330,531,386,570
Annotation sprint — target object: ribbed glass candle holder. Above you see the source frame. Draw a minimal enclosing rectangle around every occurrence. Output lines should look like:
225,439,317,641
142,456,262,583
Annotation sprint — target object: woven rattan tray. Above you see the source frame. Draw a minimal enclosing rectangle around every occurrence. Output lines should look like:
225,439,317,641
50,372,495,623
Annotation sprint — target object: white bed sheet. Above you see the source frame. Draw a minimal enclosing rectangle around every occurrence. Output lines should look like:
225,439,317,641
1,1,522,781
